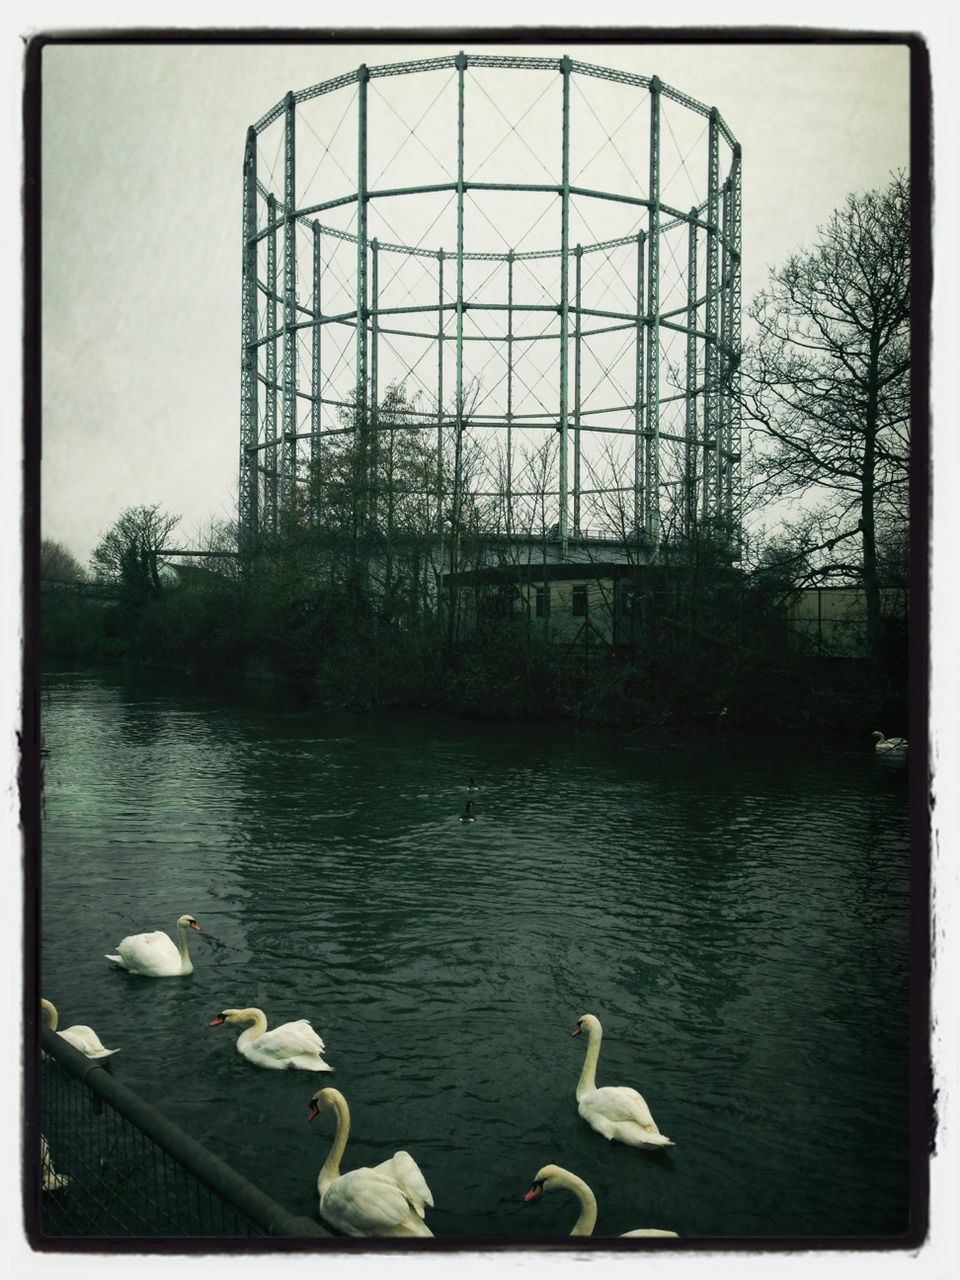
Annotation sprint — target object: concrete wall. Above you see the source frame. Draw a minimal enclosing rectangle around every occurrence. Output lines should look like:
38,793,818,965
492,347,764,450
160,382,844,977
787,587,908,656
516,576,619,646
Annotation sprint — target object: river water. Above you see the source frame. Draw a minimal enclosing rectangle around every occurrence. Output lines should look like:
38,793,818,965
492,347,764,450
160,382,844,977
39,665,913,1241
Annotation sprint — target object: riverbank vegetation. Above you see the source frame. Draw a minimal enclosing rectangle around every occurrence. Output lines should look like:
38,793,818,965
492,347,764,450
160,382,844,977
40,520,907,734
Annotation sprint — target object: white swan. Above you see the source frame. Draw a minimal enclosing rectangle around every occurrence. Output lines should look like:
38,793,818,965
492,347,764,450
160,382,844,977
572,1013,674,1148
872,731,907,754
210,1007,333,1072
523,1164,678,1237
105,913,201,976
41,1136,70,1191
308,1087,434,1237
41,998,119,1059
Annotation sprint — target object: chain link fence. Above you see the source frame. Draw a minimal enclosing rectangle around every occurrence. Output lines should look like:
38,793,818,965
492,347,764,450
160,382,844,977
33,1026,328,1244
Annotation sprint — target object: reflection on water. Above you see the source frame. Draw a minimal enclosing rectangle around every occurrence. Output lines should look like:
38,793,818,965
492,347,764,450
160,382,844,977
40,666,912,1238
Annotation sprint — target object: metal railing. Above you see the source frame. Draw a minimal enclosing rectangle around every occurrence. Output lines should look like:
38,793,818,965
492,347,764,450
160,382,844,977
32,1026,328,1244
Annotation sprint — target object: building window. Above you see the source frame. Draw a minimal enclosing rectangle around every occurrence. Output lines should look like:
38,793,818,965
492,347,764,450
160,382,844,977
572,585,588,617
535,586,549,618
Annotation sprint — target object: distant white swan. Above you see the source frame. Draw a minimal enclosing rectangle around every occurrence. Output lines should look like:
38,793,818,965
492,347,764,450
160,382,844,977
523,1164,678,1237
105,914,201,976
308,1087,434,1237
872,731,907,754
41,998,119,1059
210,1007,333,1072
572,1013,674,1148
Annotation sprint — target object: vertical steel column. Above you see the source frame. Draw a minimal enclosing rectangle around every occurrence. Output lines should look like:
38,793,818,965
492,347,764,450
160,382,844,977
311,221,322,511
446,51,468,653
684,209,699,541
573,243,583,536
506,249,515,535
281,91,298,512
645,76,661,546
703,107,721,524
436,249,445,530
239,126,259,553
633,230,645,530
452,52,467,550
265,193,279,537
356,65,370,435
719,177,732,521
558,56,572,552
729,144,743,541
370,238,380,528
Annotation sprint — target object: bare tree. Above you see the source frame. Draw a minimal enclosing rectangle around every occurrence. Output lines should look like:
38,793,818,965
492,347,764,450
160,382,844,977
743,173,910,657
182,517,242,583
40,538,87,582
90,504,181,597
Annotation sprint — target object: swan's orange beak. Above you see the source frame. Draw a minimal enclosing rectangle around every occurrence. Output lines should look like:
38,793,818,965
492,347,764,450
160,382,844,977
209,1014,225,1027
571,1025,582,1036
190,921,201,931
523,1184,542,1202
308,1100,320,1123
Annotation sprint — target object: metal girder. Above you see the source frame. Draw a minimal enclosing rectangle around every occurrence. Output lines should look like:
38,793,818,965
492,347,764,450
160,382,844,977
311,222,322,499
703,107,721,524
558,55,572,551
685,209,699,539
281,92,298,512
355,66,369,438
255,54,736,146
573,243,582,536
265,192,278,537
729,144,743,544
370,237,380,527
452,52,466,563
633,230,645,530
644,77,661,544
719,176,732,520
239,127,259,556
289,216,704,263
507,250,515,534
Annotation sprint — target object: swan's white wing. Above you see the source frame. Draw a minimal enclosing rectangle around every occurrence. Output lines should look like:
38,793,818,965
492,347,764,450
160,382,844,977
116,931,181,974
255,1020,326,1058
322,1168,422,1234
585,1086,659,1129
59,1025,118,1058
372,1151,434,1215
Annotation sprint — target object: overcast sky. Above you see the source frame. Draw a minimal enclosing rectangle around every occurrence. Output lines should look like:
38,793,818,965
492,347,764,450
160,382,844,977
39,37,910,564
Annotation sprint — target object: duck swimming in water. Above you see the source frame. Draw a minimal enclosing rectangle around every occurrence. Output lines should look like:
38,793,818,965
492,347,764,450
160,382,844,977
459,800,476,822
467,777,480,791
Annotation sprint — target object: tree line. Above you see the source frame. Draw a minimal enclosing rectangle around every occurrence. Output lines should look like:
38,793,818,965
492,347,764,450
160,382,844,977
41,174,911,730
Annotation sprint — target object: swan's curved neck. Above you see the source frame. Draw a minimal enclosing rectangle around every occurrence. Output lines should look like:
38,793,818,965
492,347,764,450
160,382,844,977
233,1009,268,1039
40,999,58,1031
576,1023,602,1100
176,922,194,972
318,1094,350,1195
557,1171,598,1236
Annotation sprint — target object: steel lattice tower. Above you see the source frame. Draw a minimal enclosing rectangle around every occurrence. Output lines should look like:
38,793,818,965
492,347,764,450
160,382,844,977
238,53,742,559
